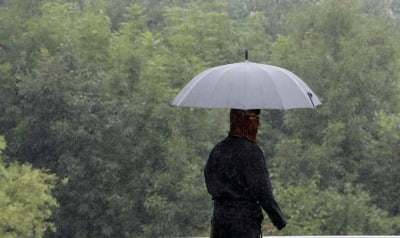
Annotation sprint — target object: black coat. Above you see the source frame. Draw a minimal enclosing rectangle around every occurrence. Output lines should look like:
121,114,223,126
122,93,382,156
204,136,286,235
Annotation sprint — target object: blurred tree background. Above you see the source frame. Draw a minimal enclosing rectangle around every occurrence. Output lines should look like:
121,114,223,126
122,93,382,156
1,0,400,237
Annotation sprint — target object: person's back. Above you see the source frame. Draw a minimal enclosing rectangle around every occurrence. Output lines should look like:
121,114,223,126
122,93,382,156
204,109,286,238
205,136,261,201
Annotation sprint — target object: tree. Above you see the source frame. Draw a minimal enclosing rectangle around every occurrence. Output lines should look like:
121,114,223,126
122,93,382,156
10,3,117,236
269,0,400,214
0,136,58,238
360,112,400,215
1,0,400,236
264,179,396,235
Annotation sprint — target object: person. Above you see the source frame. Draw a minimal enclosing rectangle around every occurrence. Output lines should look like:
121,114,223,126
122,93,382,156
204,109,286,238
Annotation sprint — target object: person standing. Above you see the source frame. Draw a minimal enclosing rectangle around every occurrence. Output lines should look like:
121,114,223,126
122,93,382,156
204,109,286,238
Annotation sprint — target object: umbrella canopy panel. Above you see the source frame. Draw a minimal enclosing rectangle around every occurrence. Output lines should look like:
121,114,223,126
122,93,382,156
172,61,321,110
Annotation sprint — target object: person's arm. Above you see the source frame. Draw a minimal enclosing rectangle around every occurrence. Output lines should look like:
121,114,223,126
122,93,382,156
244,148,287,230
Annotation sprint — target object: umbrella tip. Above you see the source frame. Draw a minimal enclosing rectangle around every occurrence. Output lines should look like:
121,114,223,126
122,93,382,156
307,92,315,108
245,49,248,61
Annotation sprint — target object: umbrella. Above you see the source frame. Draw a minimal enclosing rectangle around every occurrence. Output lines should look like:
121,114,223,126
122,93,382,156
172,54,321,110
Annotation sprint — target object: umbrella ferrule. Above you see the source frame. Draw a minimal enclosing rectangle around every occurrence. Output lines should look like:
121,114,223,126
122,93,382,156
307,92,315,108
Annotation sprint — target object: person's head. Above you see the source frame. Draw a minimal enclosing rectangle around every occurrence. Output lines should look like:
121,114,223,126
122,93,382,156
229,108,261,143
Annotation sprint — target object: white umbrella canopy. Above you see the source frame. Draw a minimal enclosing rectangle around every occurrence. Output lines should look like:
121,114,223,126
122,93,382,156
171,61,321,110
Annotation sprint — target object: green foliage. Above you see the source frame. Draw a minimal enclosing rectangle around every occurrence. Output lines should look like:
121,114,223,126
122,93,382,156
0,136,58,237
268,180,395,235
360,112,400,215
1,0,400,236
270,0,400,212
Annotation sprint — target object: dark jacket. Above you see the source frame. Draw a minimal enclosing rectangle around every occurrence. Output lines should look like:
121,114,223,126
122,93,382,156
204,136,286,230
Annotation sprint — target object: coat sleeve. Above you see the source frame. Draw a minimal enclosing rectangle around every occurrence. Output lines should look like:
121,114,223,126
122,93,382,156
244,148,287,230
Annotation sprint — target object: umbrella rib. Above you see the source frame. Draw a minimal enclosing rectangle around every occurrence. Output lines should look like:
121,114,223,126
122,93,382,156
254,64,285,110
270,66,314,108
172,61,320,109
207,64,237,108
174,67,218,105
